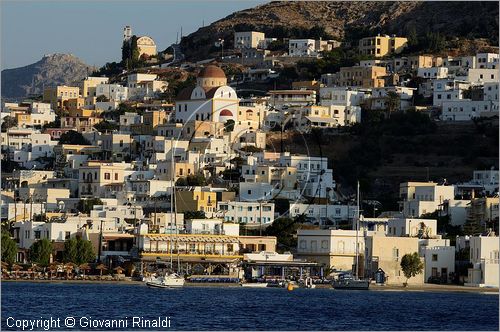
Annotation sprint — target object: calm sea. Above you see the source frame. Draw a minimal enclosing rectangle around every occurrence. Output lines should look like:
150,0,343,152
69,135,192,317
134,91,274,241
1,282,498,331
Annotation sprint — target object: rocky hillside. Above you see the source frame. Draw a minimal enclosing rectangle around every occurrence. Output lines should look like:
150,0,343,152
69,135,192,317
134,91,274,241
1,53,95,100
180,1,499,60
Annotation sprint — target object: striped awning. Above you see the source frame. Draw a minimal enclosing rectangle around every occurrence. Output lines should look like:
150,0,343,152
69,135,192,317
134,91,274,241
146,235,239,243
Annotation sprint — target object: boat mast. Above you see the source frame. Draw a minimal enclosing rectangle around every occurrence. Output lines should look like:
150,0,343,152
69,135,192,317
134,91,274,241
170,138,174,270
355,181,360,279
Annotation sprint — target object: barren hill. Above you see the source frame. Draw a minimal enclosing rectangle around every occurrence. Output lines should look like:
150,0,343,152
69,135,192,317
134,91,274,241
1,53,95,100
180,1,499,60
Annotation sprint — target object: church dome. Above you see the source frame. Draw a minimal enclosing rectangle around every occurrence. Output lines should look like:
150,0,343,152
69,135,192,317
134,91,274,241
220,109,233,117
198,65,226,79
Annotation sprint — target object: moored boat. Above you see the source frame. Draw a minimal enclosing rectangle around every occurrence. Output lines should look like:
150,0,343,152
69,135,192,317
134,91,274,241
145,273,185,288
332,273,370,290
240,282,269,288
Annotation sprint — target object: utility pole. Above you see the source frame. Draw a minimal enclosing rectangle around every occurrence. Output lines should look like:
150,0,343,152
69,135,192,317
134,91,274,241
98,220,104,264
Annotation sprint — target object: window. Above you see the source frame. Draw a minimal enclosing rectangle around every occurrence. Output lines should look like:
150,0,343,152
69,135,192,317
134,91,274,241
392,248,399,261
65,232,71,240
299,240,306,249
34,231,41,239
432,254,438,261
115,173,118,180
104,173,111,180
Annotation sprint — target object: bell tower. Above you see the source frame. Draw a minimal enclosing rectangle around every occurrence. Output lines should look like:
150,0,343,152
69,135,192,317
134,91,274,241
123,26,132,42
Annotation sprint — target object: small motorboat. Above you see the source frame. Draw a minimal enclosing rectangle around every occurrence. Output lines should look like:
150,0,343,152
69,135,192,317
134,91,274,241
145,273,185,289
240,282,269,288
332,273,369,290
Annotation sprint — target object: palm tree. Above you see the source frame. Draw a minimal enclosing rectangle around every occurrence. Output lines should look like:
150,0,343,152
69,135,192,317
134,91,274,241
96,264,107,280
386,91,400,118
79,263,91,280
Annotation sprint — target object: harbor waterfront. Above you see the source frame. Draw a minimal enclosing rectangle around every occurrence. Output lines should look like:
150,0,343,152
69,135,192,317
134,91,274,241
1,282,498,331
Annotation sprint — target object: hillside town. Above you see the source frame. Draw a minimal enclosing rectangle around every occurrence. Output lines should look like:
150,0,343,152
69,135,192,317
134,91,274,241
1,25,499,290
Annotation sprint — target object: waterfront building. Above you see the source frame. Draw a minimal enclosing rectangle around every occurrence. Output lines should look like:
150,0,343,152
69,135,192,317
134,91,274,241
465,233,499,287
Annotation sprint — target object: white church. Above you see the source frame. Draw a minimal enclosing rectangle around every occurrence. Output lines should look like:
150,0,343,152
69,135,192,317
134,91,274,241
174,65,239,125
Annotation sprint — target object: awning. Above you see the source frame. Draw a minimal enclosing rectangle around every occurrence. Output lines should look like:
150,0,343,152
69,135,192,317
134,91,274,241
305,116,338,124
145,235,239,243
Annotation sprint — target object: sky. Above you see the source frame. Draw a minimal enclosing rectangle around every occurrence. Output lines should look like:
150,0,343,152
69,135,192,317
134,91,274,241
1,0,266,69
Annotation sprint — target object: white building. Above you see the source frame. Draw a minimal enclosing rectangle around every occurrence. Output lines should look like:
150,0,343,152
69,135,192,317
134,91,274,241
296,229,365,270
432,79,469,107
400,182,455,218
185,219,239,236
417,67,448,79
289,203,356,225
441,99,496,121
95,84,129,102
279,153,334,199
387,218,437,238
421,246,455,283
467,68,498,84
319,87,367,107
466,234,499,287
288,39,317,56
476,53,499,69
239,182,275,202
217,201,275,225
12,219,86,249
175,65,238,125
234,31,265,49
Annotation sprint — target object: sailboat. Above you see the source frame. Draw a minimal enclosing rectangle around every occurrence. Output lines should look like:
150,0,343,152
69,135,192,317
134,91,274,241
145,139,185,289
332,181,370,290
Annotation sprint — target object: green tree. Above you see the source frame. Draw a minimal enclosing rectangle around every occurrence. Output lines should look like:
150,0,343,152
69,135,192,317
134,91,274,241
224,119,235,132
76,237,95,264
77,198,103,214
176,174,207,186
264,217,300,252
94,120,119,132
63,237,78,263
184,211,206,219
1,231,18,265
400,252,424,286
58,130,91,145
1,116,18,132
386,91,400,115
96,95,110,102
130,35,140,67
121,40,131,64
29,239,53,266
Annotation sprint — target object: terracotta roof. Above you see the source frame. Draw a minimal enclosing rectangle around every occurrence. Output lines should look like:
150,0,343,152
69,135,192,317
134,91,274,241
198,65,226,79
176,86,195,100
204,87,219,99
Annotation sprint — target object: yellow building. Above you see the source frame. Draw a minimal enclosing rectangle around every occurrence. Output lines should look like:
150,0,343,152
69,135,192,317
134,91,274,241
131,110,168,135
175,190,218,217
78,161,126,198
14,113,31,127
80,76,109,98
43,86,80,111
63,98,86,112
136,36,157,57
366,235,424,285
359,35,408,58
335,66,387,88
291,80,323,93
61,109,103,133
